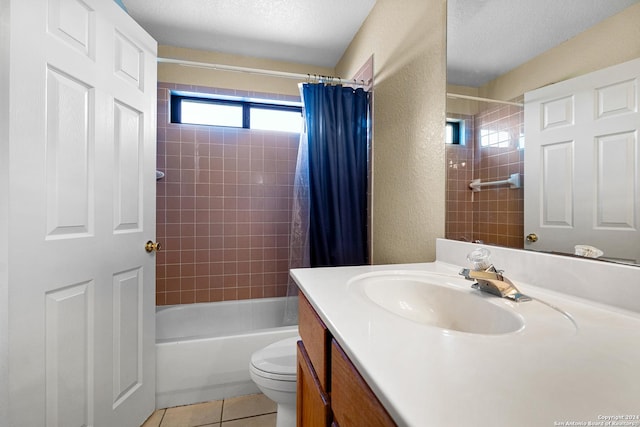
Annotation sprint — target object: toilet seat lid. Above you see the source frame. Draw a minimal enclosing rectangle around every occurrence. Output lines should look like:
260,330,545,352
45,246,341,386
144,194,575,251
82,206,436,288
250,336,300,378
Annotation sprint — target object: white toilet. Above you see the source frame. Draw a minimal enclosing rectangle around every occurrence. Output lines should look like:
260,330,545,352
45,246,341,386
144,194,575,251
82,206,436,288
249,336,300,427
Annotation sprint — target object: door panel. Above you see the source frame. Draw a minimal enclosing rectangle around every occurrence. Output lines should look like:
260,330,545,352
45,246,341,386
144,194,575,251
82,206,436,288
7,0,157,425
595,132,636,228
45,66,95,238
524,57,640,264
540,141,574,227
112,267,144,408
541,95,574,129
596,79,636,118
114,30,145,89
114,100,143,232
45,281,94,427
48,0,96,58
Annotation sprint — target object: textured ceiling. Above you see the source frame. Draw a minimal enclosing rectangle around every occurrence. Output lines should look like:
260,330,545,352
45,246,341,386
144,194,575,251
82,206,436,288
123,0,639,86
123,0,377,67
448,0,640,87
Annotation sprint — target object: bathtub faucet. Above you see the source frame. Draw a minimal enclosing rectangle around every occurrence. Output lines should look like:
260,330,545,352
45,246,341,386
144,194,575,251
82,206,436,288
459,266,531,302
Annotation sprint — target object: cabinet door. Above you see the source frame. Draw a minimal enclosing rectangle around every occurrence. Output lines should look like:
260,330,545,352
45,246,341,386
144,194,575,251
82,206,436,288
299,293,331,390
331,340,396,427
297,341,331,426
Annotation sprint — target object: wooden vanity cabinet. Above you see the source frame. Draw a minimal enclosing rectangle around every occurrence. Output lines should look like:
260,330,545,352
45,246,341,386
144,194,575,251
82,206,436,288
298,293,396,427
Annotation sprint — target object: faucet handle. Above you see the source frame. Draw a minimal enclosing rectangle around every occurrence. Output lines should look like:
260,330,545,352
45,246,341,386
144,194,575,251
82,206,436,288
466,247,492,270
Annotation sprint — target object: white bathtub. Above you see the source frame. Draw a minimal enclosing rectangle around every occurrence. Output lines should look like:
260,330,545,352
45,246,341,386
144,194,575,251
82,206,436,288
156,296,299,409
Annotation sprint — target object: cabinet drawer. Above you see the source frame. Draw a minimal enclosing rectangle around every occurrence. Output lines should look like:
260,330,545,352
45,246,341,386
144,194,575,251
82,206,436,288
297,341,331,426
331,339,396,427
299,293,330,391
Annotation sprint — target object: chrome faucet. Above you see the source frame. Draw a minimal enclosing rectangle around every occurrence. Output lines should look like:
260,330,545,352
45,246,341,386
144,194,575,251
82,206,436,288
459,266,531,302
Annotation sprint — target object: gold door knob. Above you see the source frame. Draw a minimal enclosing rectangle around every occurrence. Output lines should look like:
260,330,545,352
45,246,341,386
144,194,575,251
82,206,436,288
145,241,161,253
525,233,538,243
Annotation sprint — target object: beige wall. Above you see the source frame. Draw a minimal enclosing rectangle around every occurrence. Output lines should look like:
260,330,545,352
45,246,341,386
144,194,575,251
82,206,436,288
445,84,480,115
336,0,447,264
479,2,640,101
158,45,334,97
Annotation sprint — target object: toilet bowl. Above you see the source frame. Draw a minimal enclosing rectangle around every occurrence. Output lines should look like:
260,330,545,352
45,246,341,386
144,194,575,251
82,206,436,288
249,336,300,427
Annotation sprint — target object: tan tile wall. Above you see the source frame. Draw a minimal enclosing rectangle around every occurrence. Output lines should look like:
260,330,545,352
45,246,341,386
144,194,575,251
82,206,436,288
473,101,524,248
156,82,300,305
445,100,524,249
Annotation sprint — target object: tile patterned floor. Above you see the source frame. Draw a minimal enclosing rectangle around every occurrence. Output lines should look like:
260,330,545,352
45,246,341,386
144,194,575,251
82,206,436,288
141,394,277,427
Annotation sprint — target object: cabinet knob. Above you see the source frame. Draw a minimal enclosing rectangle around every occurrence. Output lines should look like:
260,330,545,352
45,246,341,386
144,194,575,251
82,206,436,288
525,233,538,243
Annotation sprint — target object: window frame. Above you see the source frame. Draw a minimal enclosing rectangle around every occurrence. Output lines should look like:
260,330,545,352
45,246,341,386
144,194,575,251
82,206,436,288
446,119,462,145
170,93,302,131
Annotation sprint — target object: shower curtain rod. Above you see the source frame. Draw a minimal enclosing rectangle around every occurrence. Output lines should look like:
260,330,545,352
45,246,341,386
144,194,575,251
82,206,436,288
157,57,371,87
447,92,524,107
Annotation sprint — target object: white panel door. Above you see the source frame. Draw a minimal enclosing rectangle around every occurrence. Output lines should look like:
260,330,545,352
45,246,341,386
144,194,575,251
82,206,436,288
525,57,640,264
6,0,157,426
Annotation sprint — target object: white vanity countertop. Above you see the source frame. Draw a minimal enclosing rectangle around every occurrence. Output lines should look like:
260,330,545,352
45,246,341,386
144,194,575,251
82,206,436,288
290,261,640,427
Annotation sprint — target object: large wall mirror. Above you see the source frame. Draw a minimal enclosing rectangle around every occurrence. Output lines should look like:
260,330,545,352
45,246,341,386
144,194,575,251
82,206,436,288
446,0,640,266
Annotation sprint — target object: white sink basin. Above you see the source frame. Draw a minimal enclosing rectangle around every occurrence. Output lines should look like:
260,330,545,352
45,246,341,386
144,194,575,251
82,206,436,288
349,272,525,335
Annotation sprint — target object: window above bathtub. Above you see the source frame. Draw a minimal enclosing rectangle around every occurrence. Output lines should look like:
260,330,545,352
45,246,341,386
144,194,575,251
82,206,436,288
445,118,464,145
170,91,303,133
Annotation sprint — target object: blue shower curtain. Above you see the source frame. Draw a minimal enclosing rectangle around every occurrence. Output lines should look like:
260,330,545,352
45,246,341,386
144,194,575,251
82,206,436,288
301,83,370,267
